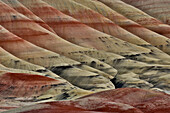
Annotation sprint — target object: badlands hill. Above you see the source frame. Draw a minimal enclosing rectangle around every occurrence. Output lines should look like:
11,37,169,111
0,0,170,112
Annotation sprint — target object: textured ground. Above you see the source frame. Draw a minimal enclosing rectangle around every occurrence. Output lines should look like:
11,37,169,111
0,0,170,112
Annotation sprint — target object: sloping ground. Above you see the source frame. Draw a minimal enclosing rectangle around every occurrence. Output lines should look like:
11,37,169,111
69,0,170,62
0,0,170,112
3,88,170,113
96,0,170,54
0,70,92,112
121,0,170,26
0,25,115,92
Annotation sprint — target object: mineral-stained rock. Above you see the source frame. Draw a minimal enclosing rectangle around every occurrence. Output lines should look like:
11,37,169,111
0,42,111,80
121,0,170,39
1,0,55,33
40,0,170,65
4,88,170,113
0,0,170,112
3,91,145,113
0,25,115,92
0,0,119,77
2,101,144,113
28,0,149,48
1,0,167,90
97,0,170,55
1,6,169,89
0,31,114,80
0,47,70,80
1,2,169,91
17,0,170,65
3,0,170,77
97,0,170,40
4,1,163,65
43,0,148,48
122,0,170,27
0,65,93,99
0,26,79,68
71,0,170,63
0,70,92,112
78,88,170,113
39,0,151,55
